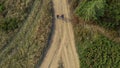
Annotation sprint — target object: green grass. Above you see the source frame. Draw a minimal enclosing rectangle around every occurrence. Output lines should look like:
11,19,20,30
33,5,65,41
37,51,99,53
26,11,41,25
74,24,120,68
75,0,120,29
98,0,120,29
70,0,120,68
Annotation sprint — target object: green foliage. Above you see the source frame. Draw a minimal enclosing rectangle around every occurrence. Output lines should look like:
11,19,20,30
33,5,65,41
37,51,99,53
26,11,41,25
0,3,19,32
75,0,120,29
75,0,106,21
73,0,120,67
0,3,4,12
75,27,120,68
99,0,120,29
0,18,18,31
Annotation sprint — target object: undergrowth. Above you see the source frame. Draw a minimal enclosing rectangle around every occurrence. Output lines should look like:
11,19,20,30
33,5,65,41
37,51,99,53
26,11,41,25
75,0,120,30
0,0,35,49
70,0,120,68
0,0,52,68
73,24,120,68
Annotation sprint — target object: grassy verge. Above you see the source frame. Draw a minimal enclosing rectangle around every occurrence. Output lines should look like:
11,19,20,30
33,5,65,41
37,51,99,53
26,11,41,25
73,23,120,68
68,0,120,67
0,0,53,68
75,0,120,30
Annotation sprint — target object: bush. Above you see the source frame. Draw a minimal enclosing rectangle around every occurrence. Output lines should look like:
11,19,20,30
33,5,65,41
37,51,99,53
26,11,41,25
75,27,120,68
0,3,5,12
1,18,18,31
99,0,120,29
75,0,106,21
75,0,120,29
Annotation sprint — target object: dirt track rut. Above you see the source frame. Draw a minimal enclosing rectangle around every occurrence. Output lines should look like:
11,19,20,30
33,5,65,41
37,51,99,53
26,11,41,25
40,0,80,68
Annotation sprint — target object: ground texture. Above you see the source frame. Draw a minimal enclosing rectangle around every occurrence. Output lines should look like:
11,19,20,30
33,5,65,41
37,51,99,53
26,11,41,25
40,0,80,68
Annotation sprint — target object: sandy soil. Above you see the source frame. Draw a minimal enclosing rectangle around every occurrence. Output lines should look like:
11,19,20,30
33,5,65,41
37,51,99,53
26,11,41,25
40,0,80,68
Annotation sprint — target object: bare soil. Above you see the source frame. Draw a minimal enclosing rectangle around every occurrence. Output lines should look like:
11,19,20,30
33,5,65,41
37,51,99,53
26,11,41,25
40,0,80,68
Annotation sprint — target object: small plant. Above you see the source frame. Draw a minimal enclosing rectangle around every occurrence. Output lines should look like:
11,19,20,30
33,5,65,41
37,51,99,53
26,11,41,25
1,18,18,31
0,4,5,12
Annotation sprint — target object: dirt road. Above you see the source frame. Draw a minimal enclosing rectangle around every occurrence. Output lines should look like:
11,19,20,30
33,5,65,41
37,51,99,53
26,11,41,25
40,0,80,68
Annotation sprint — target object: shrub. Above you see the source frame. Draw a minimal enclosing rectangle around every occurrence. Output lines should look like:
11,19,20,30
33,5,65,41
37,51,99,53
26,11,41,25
75,0,120,29
75,0,106,21
0,3,5,12
1,18,18,31
99,0,120,29
75,28,120,68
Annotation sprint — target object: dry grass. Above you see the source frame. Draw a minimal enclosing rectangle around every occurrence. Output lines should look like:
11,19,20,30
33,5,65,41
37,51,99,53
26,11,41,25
0,0,53,68
0,0,35,49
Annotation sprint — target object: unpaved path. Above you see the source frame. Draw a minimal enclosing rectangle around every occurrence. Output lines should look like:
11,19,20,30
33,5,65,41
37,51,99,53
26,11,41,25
40,0,80,68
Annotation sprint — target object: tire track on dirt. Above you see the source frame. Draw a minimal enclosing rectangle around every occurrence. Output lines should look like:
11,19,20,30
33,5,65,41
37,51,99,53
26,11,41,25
40,0,80,68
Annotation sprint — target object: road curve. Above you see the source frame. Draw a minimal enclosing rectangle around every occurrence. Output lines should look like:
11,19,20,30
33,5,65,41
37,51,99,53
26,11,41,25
40,0,80,68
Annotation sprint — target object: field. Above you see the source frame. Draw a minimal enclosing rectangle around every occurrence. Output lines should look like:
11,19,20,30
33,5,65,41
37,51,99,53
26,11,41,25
73,23,120,68
0,0,53,68
0,0,120,68
70,0,120,68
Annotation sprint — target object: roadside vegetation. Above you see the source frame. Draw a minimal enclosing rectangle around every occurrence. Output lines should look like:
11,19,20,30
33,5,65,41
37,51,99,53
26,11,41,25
0,0,34,32
75,0,120,30
69,0,120,68
74,23,120,68
0,0,35,49
0,0,53,68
